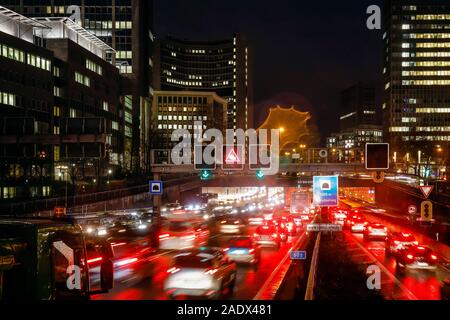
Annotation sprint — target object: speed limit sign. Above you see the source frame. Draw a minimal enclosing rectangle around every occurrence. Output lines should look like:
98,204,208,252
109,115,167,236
408,205,417,215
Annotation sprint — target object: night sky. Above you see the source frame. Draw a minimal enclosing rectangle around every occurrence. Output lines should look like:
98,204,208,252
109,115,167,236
154,0,384,141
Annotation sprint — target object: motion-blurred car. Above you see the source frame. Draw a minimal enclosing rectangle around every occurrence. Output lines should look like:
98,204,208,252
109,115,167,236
276,217,297,236
159,220,208,250
349,216,367,233
164,248,237,299
88,237,156,289
224,236,261,270
253,225,281,249
396,245,438,272
218,218,245,235
363,223,388,241
385,232,418,255
247,215,264,226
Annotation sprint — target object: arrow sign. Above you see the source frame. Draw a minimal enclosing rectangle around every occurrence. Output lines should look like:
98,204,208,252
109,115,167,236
256,170,265,180
419,186,434,199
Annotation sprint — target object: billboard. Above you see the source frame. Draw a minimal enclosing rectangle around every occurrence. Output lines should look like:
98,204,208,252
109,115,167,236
313,176,339,207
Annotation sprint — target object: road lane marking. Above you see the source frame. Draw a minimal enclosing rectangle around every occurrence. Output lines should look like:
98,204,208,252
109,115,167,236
253,232,306,300
348,232,418,300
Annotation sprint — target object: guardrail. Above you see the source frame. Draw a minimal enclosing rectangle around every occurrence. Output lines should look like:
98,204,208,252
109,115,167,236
304,232,321,300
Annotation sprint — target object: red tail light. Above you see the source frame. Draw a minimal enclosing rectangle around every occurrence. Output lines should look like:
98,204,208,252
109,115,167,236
430,254,438,261
253,233,259,237
167,267,180,274
223,248,230,253
87,257,103,264
406,254,414,260
413,241,419,245
159,233,170,239
394,240,400,245
249,248,255,254
384,227,388,232
368,226,372,231
272,233,278,238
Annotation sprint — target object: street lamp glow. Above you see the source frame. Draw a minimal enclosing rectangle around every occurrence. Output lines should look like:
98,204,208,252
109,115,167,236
279,127,285,133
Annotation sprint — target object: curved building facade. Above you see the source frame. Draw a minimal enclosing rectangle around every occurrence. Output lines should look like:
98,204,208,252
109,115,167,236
154,34,253,130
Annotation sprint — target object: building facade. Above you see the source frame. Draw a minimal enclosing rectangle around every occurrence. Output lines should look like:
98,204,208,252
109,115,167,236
4,0,155,173
327,83,383,161
340,83,378,131
0,7,125,200
383,0,450,161
151,91,227,152
154,34,253,131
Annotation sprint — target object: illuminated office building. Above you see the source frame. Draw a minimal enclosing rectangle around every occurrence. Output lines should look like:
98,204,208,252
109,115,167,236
383,0,450,158
151,91,228,151
4,0,155,172
154,34,253,130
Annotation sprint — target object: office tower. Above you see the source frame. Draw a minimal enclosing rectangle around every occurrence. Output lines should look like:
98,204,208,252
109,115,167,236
4,0,155,173
0,7,124,200
340,83,378,131
383,0,450,160
154,34,253,131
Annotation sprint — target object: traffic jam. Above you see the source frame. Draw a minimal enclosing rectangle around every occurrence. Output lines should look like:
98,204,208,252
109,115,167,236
1,189,449,300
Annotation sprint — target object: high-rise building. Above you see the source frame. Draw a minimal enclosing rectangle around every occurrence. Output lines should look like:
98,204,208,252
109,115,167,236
340,83,378,131
154,34,253,131
327,83,383,161
383,0,450,159
0,7,125,200
3,0,155,173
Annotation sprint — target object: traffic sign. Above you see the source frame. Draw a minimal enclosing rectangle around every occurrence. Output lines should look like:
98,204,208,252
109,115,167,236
365,143,389,170
421,201,433,222
149,180,163,195
419,186,434,199
222,145,244,171
313,176,339,207
372,171,385,183
290,251,307,260
256,169,265,180
408,205,417,215
200,170,213,181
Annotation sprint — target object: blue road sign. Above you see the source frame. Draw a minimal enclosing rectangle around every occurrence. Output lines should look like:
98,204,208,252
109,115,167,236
290,251,307,260
149,180,163,195
313,175,339,207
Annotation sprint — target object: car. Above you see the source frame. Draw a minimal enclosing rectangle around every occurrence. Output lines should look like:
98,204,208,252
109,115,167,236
247,215,264,226
396,245,438,272
363,223,388,241
276,217,297,236
88,237,156,289
253,225,281,249
218,218,245,235
349,216,367,233
385,232,418,255
224,236,261,270
164,248,237,299
159,220,208,250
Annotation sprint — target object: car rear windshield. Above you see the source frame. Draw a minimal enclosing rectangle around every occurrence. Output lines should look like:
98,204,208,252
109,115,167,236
174,254,214,268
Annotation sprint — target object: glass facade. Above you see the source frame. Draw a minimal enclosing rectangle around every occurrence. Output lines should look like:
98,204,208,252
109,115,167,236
383,0,450,153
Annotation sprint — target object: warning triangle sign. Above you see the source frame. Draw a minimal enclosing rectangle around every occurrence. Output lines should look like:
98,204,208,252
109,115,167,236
419,186,433,199
225,148,240,164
